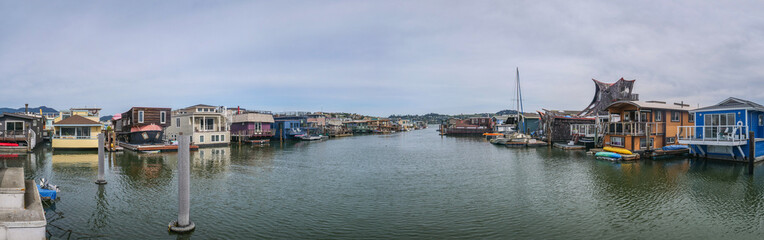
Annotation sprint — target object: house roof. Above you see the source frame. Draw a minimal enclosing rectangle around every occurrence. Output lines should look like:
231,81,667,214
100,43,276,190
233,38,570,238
232,113,275,123
608,100,696,111
0,113,41,120
54,115,101,125
693,97,764,112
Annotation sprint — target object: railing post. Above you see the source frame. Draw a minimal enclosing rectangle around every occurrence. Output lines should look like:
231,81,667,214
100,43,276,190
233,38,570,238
748,131,755,175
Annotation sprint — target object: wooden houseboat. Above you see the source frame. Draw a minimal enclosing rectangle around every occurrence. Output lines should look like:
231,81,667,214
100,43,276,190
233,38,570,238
51,108,103,149
165,104,230,147
368,118,396,133
538,110,594,142
602,100,694,153
113,107,171,145
0,113,45,152
344,120,371,133
678,97,764,162
230,111,275,142
440,117,494,135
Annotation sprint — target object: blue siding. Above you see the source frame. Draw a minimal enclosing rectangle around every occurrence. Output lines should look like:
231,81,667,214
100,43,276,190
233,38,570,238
694,109,745,139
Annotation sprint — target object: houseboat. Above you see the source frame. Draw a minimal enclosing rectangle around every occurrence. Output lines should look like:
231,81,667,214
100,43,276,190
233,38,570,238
602,100,694,154
272,115,307,140
344,120,371,133
230,111,275,142
0,113,45,152
440,117,494,135
51,108,103,149
165,104,230,147
113,107,171,145
678,97,764,162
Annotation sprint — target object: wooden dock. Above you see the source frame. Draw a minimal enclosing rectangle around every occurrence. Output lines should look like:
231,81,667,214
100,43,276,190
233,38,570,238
118,142,199,152
242,139,270,144
553,143,586,150
650,148,689,159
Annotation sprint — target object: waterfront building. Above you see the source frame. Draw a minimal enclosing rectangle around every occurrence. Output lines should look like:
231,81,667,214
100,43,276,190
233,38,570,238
0,113,45,151
602,100,694,152
51,108,103,149
112,107,171,145
344,120,371,133
538,110,593,142
678,97,764,162
230,111,275,141
272,115,308,140
440,117,494,135
165,104,229,147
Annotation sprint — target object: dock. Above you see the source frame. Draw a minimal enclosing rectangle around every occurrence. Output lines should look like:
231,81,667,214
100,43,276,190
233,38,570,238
588,148,641,161
553,143,586,150
118,142,199,152
649,148,690,159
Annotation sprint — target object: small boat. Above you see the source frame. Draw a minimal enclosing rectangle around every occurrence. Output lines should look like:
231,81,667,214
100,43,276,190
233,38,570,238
37,178,60,201
603,146,632,155
661,145,689,151
300,135,322,141
141,150,161,154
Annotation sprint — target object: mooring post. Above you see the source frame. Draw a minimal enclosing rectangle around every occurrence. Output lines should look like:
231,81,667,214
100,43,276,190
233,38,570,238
95,133,107,184
749,131,755,175
169,132,195,232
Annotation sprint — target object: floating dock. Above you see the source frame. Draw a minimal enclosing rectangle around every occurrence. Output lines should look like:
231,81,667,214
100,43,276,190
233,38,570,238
553,143,586,150
118,142,199,152
649,148,690,159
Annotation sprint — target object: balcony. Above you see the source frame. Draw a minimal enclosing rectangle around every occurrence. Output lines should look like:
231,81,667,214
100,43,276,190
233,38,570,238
231,130,273,137
570,124,601,138
677,125,749,146
604,122,664,136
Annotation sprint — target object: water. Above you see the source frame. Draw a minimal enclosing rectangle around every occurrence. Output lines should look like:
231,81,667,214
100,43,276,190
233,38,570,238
8,128,764,239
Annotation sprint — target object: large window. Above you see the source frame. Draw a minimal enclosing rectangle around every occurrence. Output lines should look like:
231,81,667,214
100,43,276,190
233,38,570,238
610,136,624,147
138,111,144,123
176,118,180,127
200,135,204,143
5,121,23,131
688,113,695,122
58,127,91,138
640,137,654,149
160,111,166,124
205,118,214,130
703,113,736,139
655,111,663,122
671,111,680,122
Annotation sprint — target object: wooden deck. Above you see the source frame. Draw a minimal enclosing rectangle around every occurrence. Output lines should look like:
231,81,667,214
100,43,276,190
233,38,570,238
118,142,199,152
650,148,689,159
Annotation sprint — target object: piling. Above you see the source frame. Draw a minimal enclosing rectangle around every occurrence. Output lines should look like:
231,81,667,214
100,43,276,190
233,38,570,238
749,131,755,175
169,132,195,232
95,133,107,184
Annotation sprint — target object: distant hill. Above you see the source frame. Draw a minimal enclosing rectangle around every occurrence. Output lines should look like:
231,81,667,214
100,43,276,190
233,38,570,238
100,115,113,122
0,106,58,114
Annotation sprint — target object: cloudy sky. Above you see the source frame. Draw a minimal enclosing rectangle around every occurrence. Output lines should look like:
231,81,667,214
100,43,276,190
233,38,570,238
1,0,763,116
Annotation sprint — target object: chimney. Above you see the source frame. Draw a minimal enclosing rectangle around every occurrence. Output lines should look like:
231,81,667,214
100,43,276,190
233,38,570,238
25,103,28,113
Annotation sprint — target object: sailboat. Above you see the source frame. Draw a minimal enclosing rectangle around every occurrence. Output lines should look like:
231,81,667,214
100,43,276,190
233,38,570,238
491,68,538,147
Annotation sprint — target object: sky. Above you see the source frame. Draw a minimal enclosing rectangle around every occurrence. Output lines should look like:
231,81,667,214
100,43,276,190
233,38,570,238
1,0,764,117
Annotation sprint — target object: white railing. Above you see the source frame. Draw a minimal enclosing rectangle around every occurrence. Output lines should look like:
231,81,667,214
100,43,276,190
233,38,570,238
604,122,665,135
677,125,748,144
53,136,97,139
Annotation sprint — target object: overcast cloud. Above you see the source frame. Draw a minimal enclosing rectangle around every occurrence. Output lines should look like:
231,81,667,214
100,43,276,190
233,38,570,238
1,0,763,116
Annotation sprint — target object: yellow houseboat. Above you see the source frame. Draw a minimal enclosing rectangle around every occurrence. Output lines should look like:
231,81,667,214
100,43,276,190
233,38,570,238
52,108,103,149
602,101,694,153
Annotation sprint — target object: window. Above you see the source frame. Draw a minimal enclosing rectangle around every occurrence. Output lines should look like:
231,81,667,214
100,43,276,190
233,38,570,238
160,111,166,124
197,108,201,112
759,114,763,126
200,135,204,143
640,137,654,149
221,135,224,142
212,135,218,142
639,112,648,122
671,111,680,122
138,111,144,123
5,121,23,131
205,118,214,130
655,111,662,122
623,112,630,122
610,136,624,147
703,113,736,139
688,113,695,122
667,137,676,144
176,118,180,127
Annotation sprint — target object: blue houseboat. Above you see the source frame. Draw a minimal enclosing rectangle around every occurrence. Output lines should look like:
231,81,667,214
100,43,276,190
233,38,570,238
677,97,764,162
272,116,307,140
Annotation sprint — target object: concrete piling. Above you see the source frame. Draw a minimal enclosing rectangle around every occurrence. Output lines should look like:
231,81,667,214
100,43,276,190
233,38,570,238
95,133,107,184
169,132,195,232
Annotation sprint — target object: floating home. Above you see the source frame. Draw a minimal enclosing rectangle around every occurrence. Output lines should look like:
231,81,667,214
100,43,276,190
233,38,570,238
272,115,307,140
165,104,230,147
344,120,371,133
51,108,103,149
0,113,45,152
440,117,494,135
602,100,694,153
678,97,764,162
113,107,171,145
230,111,275,142
538,110,593,142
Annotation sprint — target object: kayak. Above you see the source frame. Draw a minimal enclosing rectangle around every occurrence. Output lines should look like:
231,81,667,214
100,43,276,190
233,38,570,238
603,146,632,155
0,143,19,147
595,151,622,159
662,145,689,151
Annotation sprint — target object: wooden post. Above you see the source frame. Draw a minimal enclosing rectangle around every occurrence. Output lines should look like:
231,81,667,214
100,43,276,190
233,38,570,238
749,131,755,175
169,132,195,232
95,133,107,184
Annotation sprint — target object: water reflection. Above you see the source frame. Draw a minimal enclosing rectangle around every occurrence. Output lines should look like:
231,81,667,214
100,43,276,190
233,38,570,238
192,147,230,177
116,150,173,188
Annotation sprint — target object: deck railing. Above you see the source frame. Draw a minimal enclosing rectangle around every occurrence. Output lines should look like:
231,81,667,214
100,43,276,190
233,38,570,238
570,124,600,137
0,130,26,138
231,130,273,137
53,135,97,139
677,125,748,144
604,122,665,136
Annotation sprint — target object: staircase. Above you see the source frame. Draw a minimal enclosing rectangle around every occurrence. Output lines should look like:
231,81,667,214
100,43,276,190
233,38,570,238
0,168,46,239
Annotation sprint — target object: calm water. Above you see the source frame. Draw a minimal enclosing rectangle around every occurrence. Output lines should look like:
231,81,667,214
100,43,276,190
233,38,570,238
8,128,764,239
